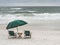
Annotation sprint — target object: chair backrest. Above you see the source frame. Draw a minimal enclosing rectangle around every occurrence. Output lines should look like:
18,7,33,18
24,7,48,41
24,31,30,36
8,31,15,36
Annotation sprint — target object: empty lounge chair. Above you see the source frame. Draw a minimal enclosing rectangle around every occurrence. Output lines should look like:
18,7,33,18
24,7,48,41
8,31,17,38
24,30,31,38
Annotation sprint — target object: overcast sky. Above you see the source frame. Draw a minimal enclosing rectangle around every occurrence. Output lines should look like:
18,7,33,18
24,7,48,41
0,0,60,6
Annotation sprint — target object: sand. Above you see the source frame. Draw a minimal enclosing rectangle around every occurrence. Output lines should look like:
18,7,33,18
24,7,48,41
0,19,60,45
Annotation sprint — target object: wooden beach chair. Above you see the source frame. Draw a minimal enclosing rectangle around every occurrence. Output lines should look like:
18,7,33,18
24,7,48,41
24,30,31,39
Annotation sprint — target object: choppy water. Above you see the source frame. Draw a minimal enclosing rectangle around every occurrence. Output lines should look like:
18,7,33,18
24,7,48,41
0,6,60,18
0,6,60,14
0,6,60,24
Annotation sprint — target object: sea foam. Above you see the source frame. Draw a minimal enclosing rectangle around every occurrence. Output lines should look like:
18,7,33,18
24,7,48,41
10,8,22,9
0,13,60,24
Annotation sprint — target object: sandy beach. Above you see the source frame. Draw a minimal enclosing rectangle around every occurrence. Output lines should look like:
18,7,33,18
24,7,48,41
0,19,60,45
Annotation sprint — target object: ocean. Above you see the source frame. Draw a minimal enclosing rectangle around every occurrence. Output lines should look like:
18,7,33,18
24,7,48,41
0,6,60,25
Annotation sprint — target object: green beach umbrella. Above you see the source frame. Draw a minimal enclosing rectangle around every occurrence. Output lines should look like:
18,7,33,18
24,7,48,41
6,20,27,32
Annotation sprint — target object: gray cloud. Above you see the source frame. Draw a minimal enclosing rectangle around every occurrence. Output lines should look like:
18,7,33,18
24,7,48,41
0,0,60,6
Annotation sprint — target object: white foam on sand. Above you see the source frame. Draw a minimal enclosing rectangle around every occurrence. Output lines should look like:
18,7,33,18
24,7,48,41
32,13,60,19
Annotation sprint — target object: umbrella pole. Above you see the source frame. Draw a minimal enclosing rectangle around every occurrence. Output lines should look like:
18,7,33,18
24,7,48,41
16,27,18,33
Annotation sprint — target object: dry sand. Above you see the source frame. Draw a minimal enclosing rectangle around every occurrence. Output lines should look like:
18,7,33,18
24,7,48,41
0,20,60,45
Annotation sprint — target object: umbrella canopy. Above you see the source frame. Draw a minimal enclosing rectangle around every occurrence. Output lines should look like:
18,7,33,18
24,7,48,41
6,20,27,30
